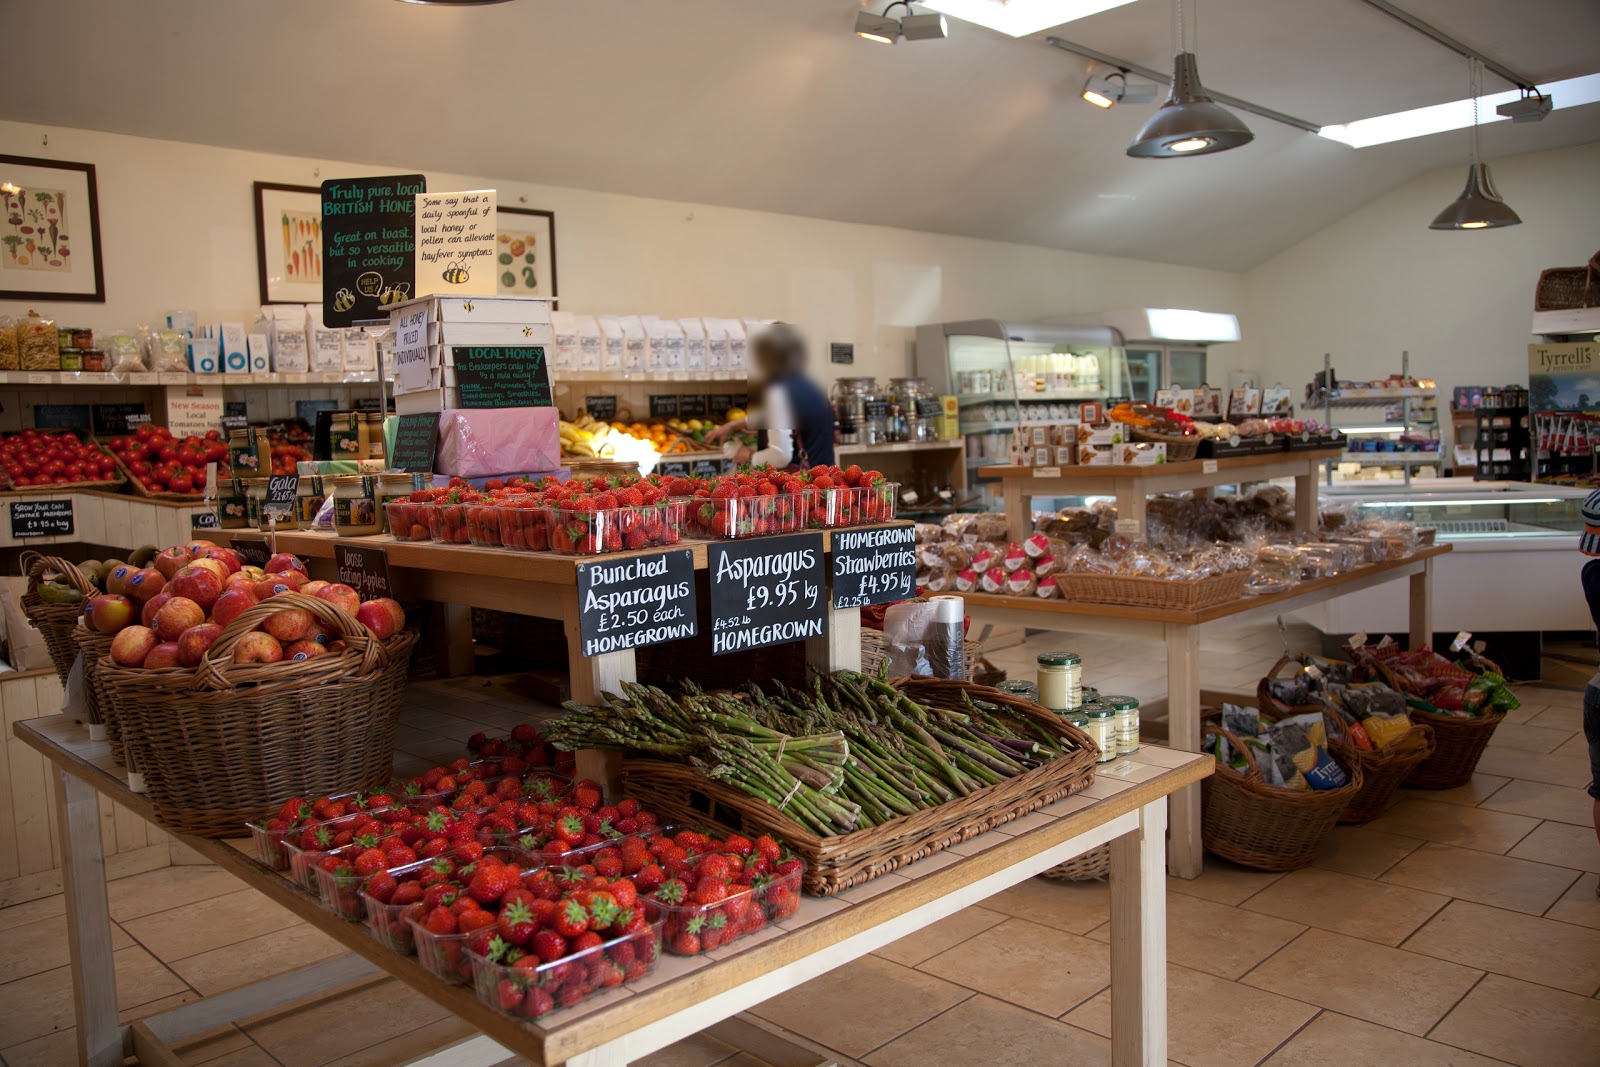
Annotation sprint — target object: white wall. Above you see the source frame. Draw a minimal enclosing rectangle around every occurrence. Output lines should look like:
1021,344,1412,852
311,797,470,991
0,120,1243,390
1234,141,1600,411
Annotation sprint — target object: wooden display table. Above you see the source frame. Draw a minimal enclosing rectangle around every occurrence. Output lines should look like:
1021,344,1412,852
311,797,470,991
961,544,1451,879
978,447,1341,541
16,713,1209,1067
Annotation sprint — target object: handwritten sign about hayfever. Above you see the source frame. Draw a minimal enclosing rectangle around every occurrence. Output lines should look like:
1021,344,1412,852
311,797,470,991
708,533,826,655
415,190,497,297
576,549,697,657
322,174,426,327
9,499,73,538
450,345,552,408
830,525,916,609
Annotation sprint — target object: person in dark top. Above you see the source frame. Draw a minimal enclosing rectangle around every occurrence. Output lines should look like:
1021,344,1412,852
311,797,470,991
704,323,835,471
1580,489,1600,870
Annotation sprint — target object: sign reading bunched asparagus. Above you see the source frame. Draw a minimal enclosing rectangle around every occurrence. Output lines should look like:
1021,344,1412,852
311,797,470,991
575,548,697,657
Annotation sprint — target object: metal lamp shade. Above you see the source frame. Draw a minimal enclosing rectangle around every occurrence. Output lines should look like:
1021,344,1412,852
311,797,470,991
1127,53,1254,158
1429,163,1522,229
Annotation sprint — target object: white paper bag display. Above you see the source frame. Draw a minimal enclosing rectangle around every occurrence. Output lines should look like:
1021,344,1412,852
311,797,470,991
681,318,707,372
550,310,579,371
619,316,646,373
704,318,728,372
270,308,309,373
343,328,378,373
575,315,603,371
414,189,498,297
309,325,344,373
598,315,625,372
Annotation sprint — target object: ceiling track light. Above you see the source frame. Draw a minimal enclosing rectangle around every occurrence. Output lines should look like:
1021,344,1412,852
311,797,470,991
1430,58,1521,231
1128,0,1252,158
1081,68,1157,109
394,0,514,5
854,2,948,45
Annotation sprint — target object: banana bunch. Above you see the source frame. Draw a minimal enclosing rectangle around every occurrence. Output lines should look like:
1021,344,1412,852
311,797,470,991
560,414,609,458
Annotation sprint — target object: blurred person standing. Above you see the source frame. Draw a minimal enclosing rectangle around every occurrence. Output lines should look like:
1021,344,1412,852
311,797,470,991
704,323,835,471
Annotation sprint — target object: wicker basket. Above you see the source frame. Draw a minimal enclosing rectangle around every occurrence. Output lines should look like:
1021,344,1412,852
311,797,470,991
1060,570,1247,610
1534,263,1599,312
97,592,417,837
1040,842,1110,882
1131,427,1200,462
623,677,1099,895
1200,722,1362,872
19,553,96,686
1357,657,1507,791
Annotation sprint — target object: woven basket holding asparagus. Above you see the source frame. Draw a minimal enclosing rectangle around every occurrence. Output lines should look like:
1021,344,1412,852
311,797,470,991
550,671,1100,895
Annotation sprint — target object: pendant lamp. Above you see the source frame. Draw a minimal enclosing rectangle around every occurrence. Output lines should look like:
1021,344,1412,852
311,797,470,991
1430,59,1521,230
1127,0,1253,158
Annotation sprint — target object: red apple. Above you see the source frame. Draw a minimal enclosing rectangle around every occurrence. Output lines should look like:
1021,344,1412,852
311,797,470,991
110,625,159,667
372,597,406,634
105,564,137,596
88,594,136,635
153,546,191,580
268,570,307,591
223,572,257,595
239,565,265,581
200,547,241,575
306,620,340,647
183,539,219,559
186,557,230,584
152,596,206,642
212,588,258,629
253,576,297,600
143,642,183,669
266,553,307,577
261,607,313,643
232,631,283,664
177,622,224,667
140,591,172,628
169,565,223,612
125,567,167,603
285,639,328,661
355,600,398,639
300,580,330,598
326,639,348,653
314,583,361,617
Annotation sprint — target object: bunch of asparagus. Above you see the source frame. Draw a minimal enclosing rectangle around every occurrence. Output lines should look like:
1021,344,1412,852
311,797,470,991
550,671,1069,836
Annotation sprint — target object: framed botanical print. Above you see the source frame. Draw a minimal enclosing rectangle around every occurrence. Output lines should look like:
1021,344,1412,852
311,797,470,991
496,206,557,302
254,181,324,304
0,155,106,302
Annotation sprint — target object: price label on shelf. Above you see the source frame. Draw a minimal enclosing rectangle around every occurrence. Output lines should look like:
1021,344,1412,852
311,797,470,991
707,533,826,655
192,510,219,530
830,525,916,609
263,474,298,519
1033,466,1062,478
1114,518,1141,537
26,373,51,385
1202,459,1219,474
8,499,73,539
575,549,697,657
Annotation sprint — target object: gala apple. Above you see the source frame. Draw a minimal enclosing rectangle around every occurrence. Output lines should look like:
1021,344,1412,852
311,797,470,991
212,588,258,629
140,591,172,628
143,642,184,670
261,607,313,643
266,553,307,576
177,622,224,668
355,600,398,639
169,565,223,612
88,594,136,635
125,567,167,603
232,631,284,664
154,546,191,580
314,583,361,617
285,640,328,661
152,596,206,642
110,625,159,667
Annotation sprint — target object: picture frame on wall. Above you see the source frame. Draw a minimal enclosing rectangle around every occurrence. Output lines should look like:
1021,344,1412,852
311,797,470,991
0,155,106,302
253,181,324,304
496,205,557,303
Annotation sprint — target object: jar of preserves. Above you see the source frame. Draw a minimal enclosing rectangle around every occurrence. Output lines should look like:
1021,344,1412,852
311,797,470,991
227,428,270,477
241,477,269,530
830,377,878,445
363,413,386,462
217,477,249,529
1082,702,1118,762
1104,695,1140,755
295,475,324,525
330,412,364,458
889,378,939,442
1036,651,1082,712
331,474,380,535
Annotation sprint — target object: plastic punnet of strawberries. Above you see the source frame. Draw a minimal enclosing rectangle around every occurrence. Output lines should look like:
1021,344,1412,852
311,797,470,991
671,463,894,539
639,828,804,955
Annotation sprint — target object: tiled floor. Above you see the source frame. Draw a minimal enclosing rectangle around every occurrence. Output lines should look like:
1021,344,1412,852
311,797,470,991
2,621,1597,1066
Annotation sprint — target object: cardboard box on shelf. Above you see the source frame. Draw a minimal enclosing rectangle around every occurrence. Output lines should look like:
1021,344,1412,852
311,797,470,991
1118,442,1166,465
1081,445,1114,465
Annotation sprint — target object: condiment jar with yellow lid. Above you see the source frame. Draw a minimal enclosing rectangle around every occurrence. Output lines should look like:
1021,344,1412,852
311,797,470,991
241,477,270,530
331,473,380,535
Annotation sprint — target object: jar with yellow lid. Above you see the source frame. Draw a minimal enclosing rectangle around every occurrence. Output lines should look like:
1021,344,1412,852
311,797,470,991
331,473,380,535
295,475,324,526
364,413,386,462
217,476,249,529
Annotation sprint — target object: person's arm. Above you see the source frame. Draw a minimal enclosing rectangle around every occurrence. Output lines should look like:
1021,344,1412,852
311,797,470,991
747,382,795,468
701,417,747,446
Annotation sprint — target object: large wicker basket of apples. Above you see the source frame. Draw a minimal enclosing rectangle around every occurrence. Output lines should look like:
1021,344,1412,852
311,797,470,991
83,539,417,837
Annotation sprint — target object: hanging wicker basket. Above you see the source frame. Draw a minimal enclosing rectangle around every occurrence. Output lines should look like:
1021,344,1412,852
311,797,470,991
18,553,95,685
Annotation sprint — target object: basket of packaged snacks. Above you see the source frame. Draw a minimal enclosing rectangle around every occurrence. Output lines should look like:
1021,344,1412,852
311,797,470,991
1056,542,1252,610
1130,427,1200,462
1201,709,1362,872
96,592,417,837
19,553,98,685
573,673,1098,895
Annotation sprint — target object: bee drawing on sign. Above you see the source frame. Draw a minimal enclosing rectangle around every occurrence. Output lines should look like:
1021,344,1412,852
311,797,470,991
332,288,356,313
378,282,411,306
521,326,532,337
442,262,470,285
461,301,475,313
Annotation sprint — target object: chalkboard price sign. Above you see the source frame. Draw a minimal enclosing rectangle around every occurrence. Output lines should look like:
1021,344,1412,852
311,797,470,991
33,405,90,431
575,549,697,657
678,395,708,418
450,345,552,408
221,414,248,433
92,404,148,435
321,173,427,327
192,510,220,530
231,536,270,567
390,413,439,474
586,396,618,421
9,499,73,539
263,474,299,519
830,525,916,609
830,342,855,365
335,544,392,602
648,395,679,419
707,532,826,655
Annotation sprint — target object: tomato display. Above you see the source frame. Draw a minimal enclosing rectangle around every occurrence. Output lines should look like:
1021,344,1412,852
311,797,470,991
0,429,122,489
106,424,230,497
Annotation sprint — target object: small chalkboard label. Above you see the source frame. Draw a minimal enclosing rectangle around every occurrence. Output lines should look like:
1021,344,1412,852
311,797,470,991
678,395,708,418
125,412,152,428
192,510,220,530
709,395,736,416
92,404,149,436
586,396,618,421
335,543,392,602
692,456,729,478
708,532,826,655
390,412,438,474
33,405,90,431
649,395,679,419
863,398,890,420
232,535,270,567
830,342,854,365
450,345,552,408
321,173,427,327
8,499,73,539
830,525,916,609
263,474,299,519
575,548,697,657
221,413,248,433
914,397,942,419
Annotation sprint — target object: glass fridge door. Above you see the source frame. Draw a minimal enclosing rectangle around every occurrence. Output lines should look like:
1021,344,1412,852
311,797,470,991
1126,348,1160,402
1168,347,1207,390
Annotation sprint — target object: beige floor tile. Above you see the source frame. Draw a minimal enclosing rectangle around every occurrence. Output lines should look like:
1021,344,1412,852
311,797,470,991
1259,1011,1505,1067
107,864,245,922
171,1024,256,1065
751,955,969,1058
873,905,1008,967
1241,928,1481,1035
634,1032,738,1067
1403,899,1600,995
976,875,1109,934
1474,748,1593,788
1430,973,1600,1067
1551,733,1592,760
1409,773,1509,807
246,977,452,1066
1545,872,1600,930
866,993,1110,1067
917,916,1108,1017
1068,963,1316,1067
1524,704,1584,731
1478,778,1596,827
1243,867,1449,945
1382,842,1580,915
1364,797,1540,854
1086,891,1304,980
1486,722,1578,754
1167,858,1286,906
0,913,134,981
0,1028,77,1067
1312,825,1425,879
1508,821,1600,873
169,923,347,995
0,894,65,932
189,1045,282,1067
318,1016,476,1067
123,889,301,962
0,944,190,1048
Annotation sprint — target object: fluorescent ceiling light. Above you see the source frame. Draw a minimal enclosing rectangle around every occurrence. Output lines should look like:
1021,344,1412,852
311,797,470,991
1145,308,1242,342
919,0,1138,37
1365,498,1561,507
1319,72,1600,148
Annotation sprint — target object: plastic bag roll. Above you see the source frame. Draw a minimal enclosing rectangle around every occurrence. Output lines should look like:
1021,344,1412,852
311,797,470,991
926,594,966,680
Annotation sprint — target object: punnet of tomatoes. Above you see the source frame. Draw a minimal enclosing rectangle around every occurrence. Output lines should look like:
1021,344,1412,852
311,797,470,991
105,424,230,496
0,429,123,489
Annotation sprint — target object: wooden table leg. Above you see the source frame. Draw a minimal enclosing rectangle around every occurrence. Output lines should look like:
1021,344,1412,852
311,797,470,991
1409,557,1434,651
563,589,637,799
1110,797,1169,1067
1116,479,1147,540
1004,481,1030,542
807,603,862,675
55,765,124,1067
1164,622,1202,879
1294,464,1318,535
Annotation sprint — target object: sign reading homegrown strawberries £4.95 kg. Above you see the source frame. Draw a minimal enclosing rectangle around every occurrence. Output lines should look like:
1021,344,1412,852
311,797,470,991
830,525,916,609
576,549,697,657
708,533,826,654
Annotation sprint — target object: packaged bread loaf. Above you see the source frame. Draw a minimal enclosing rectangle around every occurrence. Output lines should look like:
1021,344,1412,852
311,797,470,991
0,315,18,371
19,312,59,371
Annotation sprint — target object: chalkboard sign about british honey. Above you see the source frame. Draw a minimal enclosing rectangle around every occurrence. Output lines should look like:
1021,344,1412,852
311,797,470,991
321,174,426,327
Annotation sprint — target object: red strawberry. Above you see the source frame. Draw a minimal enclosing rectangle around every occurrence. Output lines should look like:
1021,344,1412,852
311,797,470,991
554,898,591,939
392,880,425,907
422,905,458,936
467,863,517,905
671,916,704,955
532,928,568,963
496,898,537,947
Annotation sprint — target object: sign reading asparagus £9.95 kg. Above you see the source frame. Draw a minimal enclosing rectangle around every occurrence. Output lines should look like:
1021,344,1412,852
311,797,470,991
708,532,826,655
